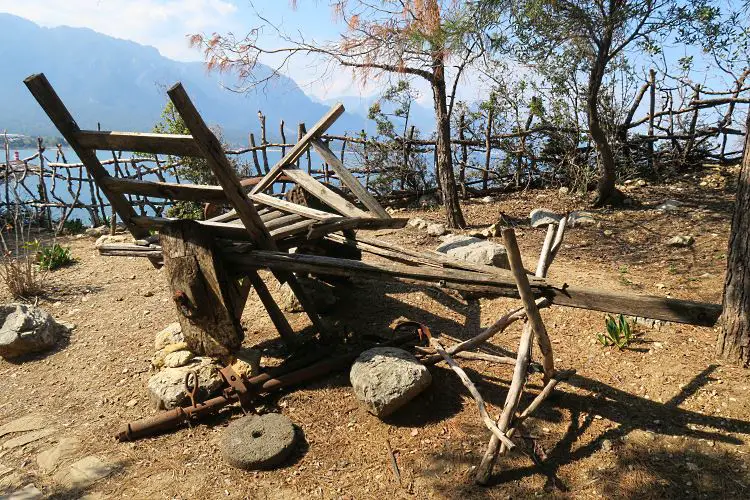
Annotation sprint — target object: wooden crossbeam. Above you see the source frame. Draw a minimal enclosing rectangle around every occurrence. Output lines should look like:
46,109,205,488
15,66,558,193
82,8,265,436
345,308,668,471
102,177,227,202
251,104,345,195
311,138,389,219
249,192,339,221
306,217,407,240
166,82,330,338
75,130,202,157
221,250,723,326
23,73,148,239
283,168,370,218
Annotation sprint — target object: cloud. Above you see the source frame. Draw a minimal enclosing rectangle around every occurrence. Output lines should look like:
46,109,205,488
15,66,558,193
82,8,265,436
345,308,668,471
0,0,239,61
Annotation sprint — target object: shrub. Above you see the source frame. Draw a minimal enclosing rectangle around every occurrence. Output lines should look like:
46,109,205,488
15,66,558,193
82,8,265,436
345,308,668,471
0,251,45,298
597,314,634,349
166,201,204,220
35,242,75,270
62,218,85,235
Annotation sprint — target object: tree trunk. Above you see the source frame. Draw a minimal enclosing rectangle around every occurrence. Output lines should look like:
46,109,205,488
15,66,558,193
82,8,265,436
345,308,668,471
161,219,244,359
431,56,466,229
717,112,750,367
587,32,621,208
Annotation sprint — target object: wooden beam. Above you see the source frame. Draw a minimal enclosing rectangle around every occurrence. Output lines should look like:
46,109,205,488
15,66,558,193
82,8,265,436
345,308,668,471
310,138,389,218
306,217,408,240
283,168,370,218
167,83,275,249
23,73,148,239
249,192,339,221
222,250,722,326
101,177,227,202
250,104,345,195
74,130,202,157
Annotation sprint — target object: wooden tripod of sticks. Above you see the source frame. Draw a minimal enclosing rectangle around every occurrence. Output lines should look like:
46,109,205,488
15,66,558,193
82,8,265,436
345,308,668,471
424,218,575,485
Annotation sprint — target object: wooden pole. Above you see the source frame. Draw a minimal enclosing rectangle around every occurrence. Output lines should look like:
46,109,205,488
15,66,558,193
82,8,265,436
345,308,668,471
258,111,269,174
483,108,493,191
248,133,262,176
459,113,467,198
648,69,656,172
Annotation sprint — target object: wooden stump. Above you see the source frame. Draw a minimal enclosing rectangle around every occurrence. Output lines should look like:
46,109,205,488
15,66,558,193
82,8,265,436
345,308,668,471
161,219,243,358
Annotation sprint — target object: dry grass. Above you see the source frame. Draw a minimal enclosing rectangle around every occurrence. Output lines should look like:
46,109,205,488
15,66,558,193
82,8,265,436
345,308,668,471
0,250,46,299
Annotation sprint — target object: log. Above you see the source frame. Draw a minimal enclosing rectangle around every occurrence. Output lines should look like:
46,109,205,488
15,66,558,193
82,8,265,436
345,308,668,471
160,220,243,358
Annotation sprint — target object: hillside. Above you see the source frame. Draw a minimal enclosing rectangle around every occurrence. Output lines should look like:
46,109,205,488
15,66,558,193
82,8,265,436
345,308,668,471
0,13,366,144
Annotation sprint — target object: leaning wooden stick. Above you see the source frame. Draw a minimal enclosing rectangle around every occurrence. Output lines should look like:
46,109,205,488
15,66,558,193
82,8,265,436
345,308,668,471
474,228,555,484
430,337,515,450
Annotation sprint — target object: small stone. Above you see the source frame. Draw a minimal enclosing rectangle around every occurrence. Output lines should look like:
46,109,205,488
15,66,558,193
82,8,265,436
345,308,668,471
125,399,139,408
407,217,425,228
94,234,133,248
54,456,115,489
601,439,613,451
637,179,647,187
147,357,224,410
350,347,432,418
3,484,43,500
686,462,699,472
37,438,80,472
278,277,337,314
163,350,194,368
667,235,694,247
558,186,570,196
410,429,419,437
220,413,297,470
154,323,184,350
84,226,108,237
480,196,495,203
529,208,562,228
603,230,614,237
231,347,262,378
426,223,447,237
0,414,48,438
417,193,439,207
656,200,682,212
568,211,596,227
2,427,56,449
143,291,154,298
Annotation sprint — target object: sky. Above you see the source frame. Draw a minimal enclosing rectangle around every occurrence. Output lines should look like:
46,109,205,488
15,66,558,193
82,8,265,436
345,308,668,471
0,0,449,104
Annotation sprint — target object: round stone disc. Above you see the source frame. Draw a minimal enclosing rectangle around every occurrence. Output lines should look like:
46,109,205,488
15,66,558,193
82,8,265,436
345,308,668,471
220,413,297,470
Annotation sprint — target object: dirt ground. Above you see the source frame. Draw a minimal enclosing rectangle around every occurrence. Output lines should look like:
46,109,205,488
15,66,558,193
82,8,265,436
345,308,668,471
1,167,749,499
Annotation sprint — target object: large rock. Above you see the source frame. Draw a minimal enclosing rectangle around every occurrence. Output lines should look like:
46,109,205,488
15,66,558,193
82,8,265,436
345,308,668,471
667,235,694,247
94,234,133,248
530,208,562,228
350,347,432,418
154,323,184,350
0,304,69,359
53,455,115,490
220,413,297,470
147,357,224,410
435,235,509,269
278,277,337,314
426,223,447,237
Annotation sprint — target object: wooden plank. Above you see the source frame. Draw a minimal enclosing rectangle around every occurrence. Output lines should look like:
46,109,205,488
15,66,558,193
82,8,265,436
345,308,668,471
23,73,148,239
311,138,389,218
74,130,202,157
250,104,345,195
306,217,408,240
167,83,275,249
101,177,226,202
270,219,317,239
222,250,722,326
265,213,305,231
283,168,370,218
249,192,339,221
246,272,297,345
167,82,330,338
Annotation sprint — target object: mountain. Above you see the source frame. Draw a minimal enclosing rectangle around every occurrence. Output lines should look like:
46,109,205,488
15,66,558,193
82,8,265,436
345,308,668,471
0,13,366,144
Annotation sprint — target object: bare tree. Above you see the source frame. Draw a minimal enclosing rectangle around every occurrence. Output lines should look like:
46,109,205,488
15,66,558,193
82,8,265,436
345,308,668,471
189,1,498,228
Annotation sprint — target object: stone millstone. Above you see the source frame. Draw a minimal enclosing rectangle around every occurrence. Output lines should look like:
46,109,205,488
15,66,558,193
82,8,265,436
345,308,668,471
350,347,432,418
220,413,297,470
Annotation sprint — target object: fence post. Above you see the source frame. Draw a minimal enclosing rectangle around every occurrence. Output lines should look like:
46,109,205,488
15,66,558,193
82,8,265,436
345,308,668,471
258,111,269,174
648,69,656,172
248,133,262,176
36,137,51,230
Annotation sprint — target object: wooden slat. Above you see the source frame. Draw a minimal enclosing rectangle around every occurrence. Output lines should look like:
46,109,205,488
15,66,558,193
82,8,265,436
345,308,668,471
222,250,722,327
249,192,339,221
306,217,408,240
283,168,370,218
74,130,202,157
311,138,389,218
23,73,148,239
101,177,226,202
251,104,345,195
167,83,275,249
270,219,316,239
265,213,305,231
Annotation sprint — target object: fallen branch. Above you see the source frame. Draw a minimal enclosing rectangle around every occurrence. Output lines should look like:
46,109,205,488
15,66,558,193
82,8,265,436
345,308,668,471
430,337,515,450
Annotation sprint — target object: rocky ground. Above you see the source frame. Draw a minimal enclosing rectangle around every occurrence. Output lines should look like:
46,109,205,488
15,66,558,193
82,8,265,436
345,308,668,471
0,166,749,499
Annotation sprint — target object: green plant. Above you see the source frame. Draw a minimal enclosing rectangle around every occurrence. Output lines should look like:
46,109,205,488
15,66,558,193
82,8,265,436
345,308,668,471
35,242,75,270
62,218,85,235
166,201,204,220
597,314,634,349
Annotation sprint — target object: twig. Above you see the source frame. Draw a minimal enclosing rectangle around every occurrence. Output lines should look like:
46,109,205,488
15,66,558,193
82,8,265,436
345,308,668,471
430,337,515,450
384,438,401,486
